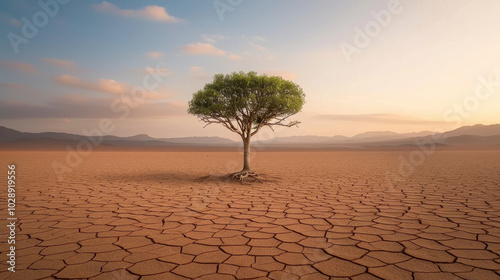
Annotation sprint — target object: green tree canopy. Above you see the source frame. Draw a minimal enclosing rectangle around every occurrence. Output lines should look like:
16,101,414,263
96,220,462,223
188,71,305,139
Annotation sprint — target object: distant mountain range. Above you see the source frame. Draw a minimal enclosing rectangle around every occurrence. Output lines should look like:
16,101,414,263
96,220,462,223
0,124,499,150
258,130,436,145
256,124,500,146
0,126,237,149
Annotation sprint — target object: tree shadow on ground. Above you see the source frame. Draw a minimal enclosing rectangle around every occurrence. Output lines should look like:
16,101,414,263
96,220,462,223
99,171,197,184
195,173,282,185
98,170,282,186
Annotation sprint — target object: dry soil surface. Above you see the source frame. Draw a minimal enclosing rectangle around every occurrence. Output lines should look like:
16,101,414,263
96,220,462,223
0,150,499,280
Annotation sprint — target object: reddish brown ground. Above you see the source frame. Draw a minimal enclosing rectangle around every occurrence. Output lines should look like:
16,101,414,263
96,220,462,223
0,150,499,280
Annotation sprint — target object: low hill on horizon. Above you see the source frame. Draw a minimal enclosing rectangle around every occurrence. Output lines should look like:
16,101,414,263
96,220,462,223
0,124,499,150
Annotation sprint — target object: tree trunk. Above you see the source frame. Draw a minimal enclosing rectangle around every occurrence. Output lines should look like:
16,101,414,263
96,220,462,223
242,136,251,171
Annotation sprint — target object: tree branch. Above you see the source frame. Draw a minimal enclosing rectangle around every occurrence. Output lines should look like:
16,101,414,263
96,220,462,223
262,115,301,129
250,114,300,136
199,115,242,136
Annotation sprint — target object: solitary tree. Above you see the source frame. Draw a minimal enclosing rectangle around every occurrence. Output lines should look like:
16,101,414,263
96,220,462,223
188,71,305,181
188,72,305,180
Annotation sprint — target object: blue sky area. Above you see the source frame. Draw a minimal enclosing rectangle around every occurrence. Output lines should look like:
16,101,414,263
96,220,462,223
0,0,499,139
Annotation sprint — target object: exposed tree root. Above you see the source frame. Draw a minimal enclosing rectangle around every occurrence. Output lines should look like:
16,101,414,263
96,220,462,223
227,170,263,184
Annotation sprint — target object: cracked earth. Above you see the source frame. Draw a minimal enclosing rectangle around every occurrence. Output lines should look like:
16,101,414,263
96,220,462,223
0,150,499,279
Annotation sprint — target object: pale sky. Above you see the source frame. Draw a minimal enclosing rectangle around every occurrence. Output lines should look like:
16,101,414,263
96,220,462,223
1,0,499,140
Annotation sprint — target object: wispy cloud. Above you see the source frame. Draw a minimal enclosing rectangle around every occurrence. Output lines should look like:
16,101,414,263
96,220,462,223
0,11,21,27
242,35,274,61
181,42,243,60
10,18,21,27
253,36,267,42
0,83,34,90
0,83,41,96
316,114,447,125
250,42,266,51
0,97,186,119
265,70,298,81
53,75,169,99
42,58,78,70
181,42,226,56
0,60,39,74
202,34,230,43
146,51,164,59
228,54,243,61
54,75,128,95
142,66,172,76
190,66,207,77
93,1,181,23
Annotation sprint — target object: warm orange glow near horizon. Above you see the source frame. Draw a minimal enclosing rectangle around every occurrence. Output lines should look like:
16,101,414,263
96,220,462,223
0,1,498,139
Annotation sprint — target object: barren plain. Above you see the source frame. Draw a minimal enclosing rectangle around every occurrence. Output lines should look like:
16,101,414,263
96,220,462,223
1,150,499,279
